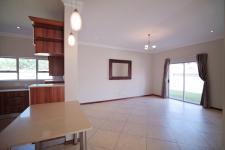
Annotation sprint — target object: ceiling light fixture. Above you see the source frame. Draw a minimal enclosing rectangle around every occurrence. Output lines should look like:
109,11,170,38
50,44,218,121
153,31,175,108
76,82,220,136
70,0,82,31
70,9,82,31
144,34,150,50
16,26,21,29
68,0,82,46
210,30,214,33
68,32,76,46
144,34,156,50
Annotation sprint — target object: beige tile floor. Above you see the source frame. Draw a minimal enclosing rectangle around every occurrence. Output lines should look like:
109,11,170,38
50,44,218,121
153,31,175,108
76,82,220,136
2,96,223,150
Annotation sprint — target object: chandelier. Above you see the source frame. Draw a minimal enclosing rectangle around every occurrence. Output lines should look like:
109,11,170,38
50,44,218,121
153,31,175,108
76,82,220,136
144,34,156,50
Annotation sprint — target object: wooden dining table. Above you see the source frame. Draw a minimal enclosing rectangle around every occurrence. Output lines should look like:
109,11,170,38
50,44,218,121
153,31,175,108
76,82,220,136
0,101,92,150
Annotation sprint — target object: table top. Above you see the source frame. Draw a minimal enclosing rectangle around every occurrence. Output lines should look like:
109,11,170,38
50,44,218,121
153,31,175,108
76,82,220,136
0,101,92,150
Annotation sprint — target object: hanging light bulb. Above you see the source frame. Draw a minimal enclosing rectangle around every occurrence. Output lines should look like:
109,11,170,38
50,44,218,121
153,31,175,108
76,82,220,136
68,32,76,46
144,45,149,50
70,9,82,31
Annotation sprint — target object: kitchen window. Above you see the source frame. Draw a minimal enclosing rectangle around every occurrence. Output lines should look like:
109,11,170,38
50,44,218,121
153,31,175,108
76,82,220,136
0,57,18,80
19,58,36,80
0,57,52,80
37,59,52,80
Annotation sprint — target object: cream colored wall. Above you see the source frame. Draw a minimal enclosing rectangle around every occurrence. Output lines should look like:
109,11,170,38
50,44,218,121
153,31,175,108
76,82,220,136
0,36,34,57
64,5,79,102
0,35,63,88
78,44,152,103
151,39,224,109
0,36,44,88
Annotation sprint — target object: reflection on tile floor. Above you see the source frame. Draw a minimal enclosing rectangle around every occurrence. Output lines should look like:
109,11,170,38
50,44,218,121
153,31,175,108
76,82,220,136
3,96,223,150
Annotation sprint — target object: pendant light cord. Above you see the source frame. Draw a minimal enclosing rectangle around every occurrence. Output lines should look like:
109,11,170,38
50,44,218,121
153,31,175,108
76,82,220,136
75,0,78,9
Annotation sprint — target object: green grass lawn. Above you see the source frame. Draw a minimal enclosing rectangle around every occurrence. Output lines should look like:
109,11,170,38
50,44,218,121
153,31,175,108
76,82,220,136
169,90,201,104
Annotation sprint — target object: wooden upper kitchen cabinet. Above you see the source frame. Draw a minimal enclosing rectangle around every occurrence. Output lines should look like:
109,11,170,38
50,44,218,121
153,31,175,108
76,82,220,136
29,84,64,105
29,16,64,56
48,56,64,76
29,16,64,76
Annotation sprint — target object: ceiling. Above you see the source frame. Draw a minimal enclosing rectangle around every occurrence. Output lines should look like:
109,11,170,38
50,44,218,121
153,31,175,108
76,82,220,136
0,0,64,36
0,0,224,53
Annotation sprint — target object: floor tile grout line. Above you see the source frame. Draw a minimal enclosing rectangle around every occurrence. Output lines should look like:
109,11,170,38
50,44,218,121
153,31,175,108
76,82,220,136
112,107,130,150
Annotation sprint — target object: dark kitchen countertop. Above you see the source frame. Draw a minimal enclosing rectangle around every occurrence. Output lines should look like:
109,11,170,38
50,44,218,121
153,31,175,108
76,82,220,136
0,89,29,92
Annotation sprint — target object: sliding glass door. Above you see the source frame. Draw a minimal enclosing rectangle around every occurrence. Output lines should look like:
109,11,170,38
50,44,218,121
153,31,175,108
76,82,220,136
169,64,184,100
169,62,204,104
184,62,204,104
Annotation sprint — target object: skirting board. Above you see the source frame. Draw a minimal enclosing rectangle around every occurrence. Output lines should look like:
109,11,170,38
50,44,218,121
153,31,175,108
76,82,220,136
149,94,162,98
210,107,223,111
80,94,222,111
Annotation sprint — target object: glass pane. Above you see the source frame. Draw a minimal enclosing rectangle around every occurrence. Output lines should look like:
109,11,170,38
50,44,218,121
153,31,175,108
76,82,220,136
0,58,17,71
112,63,129,77
19,58,36,80
38,60,49,71
38,73,53,80
0,73,17,80
184,62,204,104
169,64,184,100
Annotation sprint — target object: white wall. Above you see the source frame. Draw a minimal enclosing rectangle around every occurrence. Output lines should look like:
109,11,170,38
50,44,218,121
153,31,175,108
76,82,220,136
78,44,152,103
151,39,224,109
64,4,79,102
0,35,63,89
0,35,34,57
0,35,44,89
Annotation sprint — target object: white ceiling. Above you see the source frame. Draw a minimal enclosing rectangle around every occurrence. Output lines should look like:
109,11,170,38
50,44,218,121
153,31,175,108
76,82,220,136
0,0,64,36
0,0,224,53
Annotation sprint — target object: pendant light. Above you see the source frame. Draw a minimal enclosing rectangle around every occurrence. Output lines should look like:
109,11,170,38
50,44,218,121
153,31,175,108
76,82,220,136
70,9,82,31
144,34,157,50
144,34,151,50
68,32,76,46
70,0,82,31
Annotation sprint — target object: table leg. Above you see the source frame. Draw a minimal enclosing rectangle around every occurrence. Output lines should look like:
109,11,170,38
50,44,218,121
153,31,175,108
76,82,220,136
35,142,41,150
79,131,87,150
73,133,78,144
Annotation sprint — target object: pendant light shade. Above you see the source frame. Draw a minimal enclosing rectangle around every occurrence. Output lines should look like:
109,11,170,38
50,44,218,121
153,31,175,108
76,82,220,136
68,33,75,46
70,9,82,31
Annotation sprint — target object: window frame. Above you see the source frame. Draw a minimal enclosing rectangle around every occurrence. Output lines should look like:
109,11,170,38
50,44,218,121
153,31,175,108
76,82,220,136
0,56,18,81
37,58,52,80
0,56,52,81
18,57,37,81
37,58,49,73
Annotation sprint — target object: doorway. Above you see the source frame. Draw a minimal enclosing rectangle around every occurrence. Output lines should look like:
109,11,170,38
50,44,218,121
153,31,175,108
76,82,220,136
169,62,204,104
